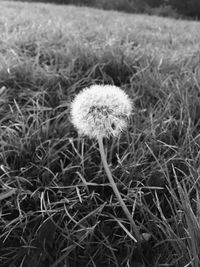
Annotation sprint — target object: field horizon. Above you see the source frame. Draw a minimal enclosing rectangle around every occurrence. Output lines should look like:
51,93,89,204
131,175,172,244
1,1,200,266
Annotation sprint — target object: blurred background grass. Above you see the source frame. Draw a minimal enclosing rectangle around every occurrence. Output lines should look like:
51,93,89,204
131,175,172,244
4,0,200,19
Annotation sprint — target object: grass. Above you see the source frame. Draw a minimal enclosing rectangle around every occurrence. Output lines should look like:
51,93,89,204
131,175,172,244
1,1,200,266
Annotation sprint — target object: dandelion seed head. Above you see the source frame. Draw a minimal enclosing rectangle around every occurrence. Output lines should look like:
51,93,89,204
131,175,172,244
71,85,132,138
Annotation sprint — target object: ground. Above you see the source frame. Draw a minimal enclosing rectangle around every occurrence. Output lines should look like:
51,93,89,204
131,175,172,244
1,1,200,266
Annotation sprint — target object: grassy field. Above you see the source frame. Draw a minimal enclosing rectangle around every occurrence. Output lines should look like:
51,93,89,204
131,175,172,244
1,1,200,266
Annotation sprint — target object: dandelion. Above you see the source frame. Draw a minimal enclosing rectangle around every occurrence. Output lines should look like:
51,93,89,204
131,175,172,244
71,84,140,242
71,84,132,139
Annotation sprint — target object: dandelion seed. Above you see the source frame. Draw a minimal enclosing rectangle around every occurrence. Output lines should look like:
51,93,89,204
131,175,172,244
70,84,132,138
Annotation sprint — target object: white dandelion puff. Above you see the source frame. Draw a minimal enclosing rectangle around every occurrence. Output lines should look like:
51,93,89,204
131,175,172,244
70,84,132,138
70,84,140,243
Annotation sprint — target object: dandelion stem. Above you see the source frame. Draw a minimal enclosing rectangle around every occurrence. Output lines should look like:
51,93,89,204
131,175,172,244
97,136,140,243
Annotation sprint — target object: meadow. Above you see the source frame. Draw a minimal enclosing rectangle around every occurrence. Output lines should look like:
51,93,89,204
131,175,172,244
1,1,200,266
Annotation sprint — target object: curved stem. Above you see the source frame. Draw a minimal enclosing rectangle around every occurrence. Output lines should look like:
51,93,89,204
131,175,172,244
97,136,140,243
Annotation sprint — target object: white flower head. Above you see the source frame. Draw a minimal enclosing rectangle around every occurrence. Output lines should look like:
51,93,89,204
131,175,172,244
71,85,132,139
